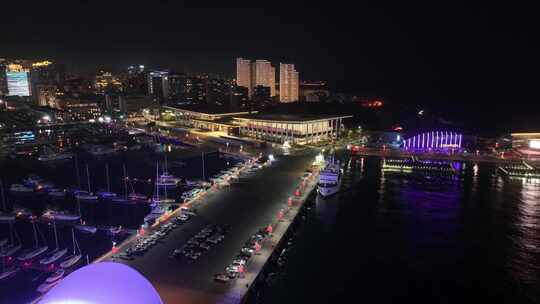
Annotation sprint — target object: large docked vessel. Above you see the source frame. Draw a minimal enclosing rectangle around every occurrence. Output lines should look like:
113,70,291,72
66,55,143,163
317,156,342,197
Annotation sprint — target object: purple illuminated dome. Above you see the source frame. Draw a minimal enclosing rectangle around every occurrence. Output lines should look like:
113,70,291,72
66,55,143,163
39,262,163,304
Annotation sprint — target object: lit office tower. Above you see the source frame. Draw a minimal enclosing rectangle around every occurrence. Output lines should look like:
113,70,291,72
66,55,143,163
254,60,276,97
279,63,299,102
147,71,169,100
236,58,253,97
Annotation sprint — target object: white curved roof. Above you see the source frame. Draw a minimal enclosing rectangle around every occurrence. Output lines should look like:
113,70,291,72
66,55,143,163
39,262,163,304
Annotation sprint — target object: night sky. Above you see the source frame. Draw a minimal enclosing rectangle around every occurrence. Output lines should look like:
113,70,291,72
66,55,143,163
2,2,539,127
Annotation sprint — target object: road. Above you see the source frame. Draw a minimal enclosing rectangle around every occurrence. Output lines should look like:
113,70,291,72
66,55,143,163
113,150,317,303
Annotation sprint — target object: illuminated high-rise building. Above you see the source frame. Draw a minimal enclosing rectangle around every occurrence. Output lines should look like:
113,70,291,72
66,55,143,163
237,58,276,98
279,63,299,102
254,60,276,97
236,58,252,97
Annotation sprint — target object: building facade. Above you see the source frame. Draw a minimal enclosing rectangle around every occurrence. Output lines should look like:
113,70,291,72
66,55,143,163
236,58,276,98
279,63,299,103
236,58,253,97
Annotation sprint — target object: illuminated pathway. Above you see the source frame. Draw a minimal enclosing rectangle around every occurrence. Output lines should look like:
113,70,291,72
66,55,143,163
111,150,318,304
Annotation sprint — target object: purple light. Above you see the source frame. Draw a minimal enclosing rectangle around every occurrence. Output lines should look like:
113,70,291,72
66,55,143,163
403,131,463,151
39,262,163,304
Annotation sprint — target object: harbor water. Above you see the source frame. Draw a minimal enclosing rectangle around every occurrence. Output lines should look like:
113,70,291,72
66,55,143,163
255,154,540,304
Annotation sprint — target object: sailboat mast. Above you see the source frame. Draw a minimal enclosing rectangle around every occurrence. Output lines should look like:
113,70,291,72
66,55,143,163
32,220,38,248
123,164,128,199
86,164,91,193
74,156,81,188
53,220,59,249
0,177,6,211
106,163,111,192
71,228,76,255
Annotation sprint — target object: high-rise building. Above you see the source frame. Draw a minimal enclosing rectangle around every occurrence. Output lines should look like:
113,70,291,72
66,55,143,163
147,71,169,100
279,63,299,103
254,60,276,97
236,58,252,97
236,58,276,98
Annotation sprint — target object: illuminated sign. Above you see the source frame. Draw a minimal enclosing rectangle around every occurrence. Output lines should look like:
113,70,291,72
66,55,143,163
32,61,53,67
7,72,30,96
529,140,540,149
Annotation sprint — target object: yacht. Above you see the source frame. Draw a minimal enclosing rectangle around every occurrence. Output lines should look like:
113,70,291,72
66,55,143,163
61,229,82,269
37,279,61,293
0,244,22,257
317,156,343,198
45,269,65,283
18,220,48,261
155,172,180,187
0,212,16,223
75,223,97,234
9,184,34,193
38,147,73,162
47,188,67,198
41,210,80,222
96,191,117,199
0,268,19,280
39,248,68,265
81,144,116,157
74,190,99,202
17,246,49,261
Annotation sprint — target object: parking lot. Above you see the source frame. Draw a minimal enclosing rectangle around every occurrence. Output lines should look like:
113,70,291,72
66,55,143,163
113,151,316,304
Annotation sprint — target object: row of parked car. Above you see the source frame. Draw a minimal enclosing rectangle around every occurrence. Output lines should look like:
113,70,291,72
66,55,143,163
115,214,192,260
214,228,269,283
171,223,231,261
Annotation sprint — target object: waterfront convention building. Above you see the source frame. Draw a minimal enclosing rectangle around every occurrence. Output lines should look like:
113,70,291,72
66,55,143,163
163,105,352,144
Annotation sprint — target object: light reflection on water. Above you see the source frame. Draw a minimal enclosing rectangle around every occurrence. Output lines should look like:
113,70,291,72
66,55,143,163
261,155,540,304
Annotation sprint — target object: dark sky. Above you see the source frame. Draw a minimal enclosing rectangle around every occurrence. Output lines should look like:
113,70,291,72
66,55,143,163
2,2,539,124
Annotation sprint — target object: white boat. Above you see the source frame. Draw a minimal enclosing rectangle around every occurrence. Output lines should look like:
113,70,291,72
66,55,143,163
111,198,135,205
18,220,48,261
97,191,117,198
317,156,342,198
0,244,21,257
0,213,16,223
128,193,148,201
47,189,67,198
38,151,73,162
74,224,97,234
60,254,82,268
0,268,19,280
39,248,68,265
41,210,80,221
37,279,61,293
23,175,43,187
81,144,116,157
17,246,48,261
155,173,180,187
108,226,123,235
9,184,34,193
61,228,82,269
74,190,99,201
45,269,65,283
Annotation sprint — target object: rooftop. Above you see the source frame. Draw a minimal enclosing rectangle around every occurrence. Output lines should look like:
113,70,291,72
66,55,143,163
165,104,256,115
235,113,352,122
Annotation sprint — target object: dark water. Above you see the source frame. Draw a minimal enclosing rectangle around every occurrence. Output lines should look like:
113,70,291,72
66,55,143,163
0,149,239,303
256,155,540,304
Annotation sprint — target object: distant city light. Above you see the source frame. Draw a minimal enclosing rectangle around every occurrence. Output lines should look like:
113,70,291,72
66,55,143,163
529,140,540,149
